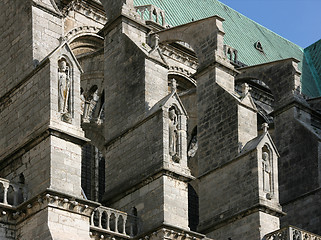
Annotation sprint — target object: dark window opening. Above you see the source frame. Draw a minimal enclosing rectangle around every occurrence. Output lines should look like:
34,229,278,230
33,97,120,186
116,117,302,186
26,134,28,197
188,184,199,231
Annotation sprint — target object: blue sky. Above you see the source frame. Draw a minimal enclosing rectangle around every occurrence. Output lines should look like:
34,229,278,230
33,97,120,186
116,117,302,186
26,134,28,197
219,0,321,48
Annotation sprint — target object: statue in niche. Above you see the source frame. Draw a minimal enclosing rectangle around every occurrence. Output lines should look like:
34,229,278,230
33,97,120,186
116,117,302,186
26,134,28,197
169,108,179,163
262,151,272,198
58,59,71,122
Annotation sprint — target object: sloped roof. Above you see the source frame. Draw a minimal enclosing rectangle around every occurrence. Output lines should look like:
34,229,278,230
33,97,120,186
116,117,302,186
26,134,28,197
134,0,303,66
134,0,321,97
302,39,321,97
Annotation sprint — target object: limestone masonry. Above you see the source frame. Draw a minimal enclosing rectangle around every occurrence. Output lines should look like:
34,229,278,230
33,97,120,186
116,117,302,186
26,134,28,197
0,0,320,239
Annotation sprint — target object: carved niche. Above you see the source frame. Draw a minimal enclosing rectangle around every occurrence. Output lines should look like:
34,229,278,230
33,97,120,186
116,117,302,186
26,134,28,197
262,145,273,199
168,106,181,163
58,58,72,123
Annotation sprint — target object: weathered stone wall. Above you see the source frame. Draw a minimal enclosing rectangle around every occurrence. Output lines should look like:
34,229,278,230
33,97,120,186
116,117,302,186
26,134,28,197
48,208,91,240
281,191,321,235
104,26,148,141
0,0,33,98
104,112,164,201
103,21,167,142
238,104,257,147
163,176,189,229
0,137,51,198
197,82,239,175
0,62,51,162
275,107,321,234
110,176,164,233
198,152,259,231
275,108,320,202
16,209,52,240
32,5,62,65
206,211,279,240
50,136,83,197
16,207,91,240
0,134,83,199
110,175,189,234
0,223,14,240
0,0,62,99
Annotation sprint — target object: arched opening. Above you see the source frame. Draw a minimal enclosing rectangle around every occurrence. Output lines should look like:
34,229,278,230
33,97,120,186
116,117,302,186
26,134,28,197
0,184,4,204
118,215,125,234
81,143,105,202
188,183,199,231
7,185,14,206
101,211,108,229
168,74,196,94
109,213,116,232
69,35,104,57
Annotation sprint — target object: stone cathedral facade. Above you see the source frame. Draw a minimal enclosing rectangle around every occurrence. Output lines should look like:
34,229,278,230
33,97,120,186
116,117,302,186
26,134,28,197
0,0,320,239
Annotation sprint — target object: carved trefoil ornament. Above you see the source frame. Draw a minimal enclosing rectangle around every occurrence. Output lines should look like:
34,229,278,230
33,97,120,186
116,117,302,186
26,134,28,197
58,58,72,123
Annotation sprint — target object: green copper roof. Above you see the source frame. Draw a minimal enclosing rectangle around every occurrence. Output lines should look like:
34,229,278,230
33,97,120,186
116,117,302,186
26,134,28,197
134,0,303,65
302,40,321,97
134,0,321,97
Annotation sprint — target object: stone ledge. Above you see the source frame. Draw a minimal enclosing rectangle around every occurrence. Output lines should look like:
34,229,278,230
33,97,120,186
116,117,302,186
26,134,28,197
198,204,285,234
104,169,194,205
0,126,89,170
0,188,100,225
134,223,207,240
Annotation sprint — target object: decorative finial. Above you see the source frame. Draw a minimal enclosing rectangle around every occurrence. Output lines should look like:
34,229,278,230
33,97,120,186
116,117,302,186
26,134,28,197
170,78,177,92
262,123,269,133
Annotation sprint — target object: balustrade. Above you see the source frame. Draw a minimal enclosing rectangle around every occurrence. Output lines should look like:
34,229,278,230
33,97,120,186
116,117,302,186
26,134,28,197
224,44,238,63
264,226,321,240
135,5,166,27
0,177,27,207
90,206,137,238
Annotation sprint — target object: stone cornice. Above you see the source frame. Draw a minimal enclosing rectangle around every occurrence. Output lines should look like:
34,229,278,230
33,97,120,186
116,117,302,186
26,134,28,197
160,44,198,75
198,203,285,234
134,223,206,240
104,169,194,206
65,25,103,42
0,189,100,225
0,126,89,170
63,0,107,24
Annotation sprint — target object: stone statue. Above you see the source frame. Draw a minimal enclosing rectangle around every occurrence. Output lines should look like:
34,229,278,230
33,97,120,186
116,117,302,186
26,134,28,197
262,151,272,194
169,108,179,162
188,130,198,158
58,59,71,114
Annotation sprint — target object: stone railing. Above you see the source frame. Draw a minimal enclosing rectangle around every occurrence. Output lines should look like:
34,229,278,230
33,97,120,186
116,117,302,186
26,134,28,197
90,206,137,239
224,44,238,63
135,5,166,27
0,177,27,207
264,226,321,240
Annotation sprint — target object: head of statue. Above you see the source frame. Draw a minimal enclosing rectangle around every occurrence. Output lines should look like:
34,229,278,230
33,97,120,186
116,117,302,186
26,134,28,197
58,59,67,72
262,151,269,161
169,109,176,120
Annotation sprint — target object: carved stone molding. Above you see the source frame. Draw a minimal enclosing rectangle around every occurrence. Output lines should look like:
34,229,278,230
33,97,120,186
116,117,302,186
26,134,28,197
135,224,206,240
0,189,99,225
63,0,107,24
66,25,103,42
264,226,321,240
160,45,198,72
